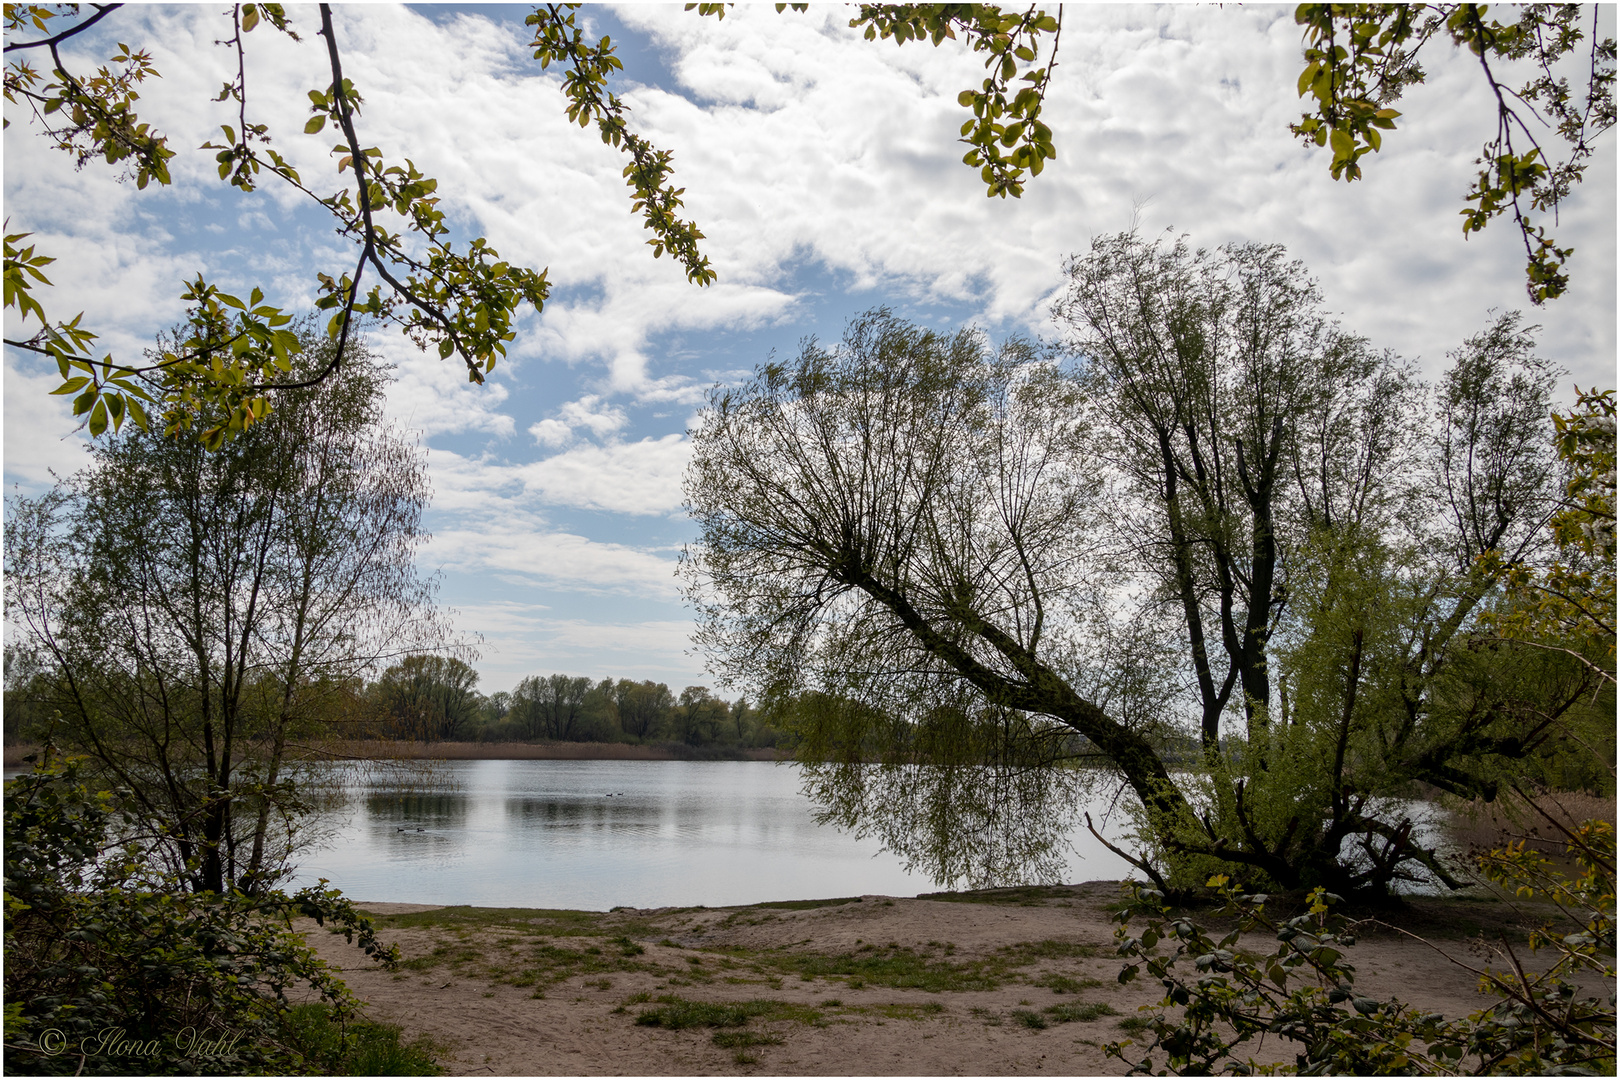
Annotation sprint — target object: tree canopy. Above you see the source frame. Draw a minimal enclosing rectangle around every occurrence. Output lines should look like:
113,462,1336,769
4,329,446,894
683,239,1610,895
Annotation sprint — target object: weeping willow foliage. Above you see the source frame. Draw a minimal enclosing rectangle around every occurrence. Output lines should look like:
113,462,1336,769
684,310,1183,888
684,237,1606,897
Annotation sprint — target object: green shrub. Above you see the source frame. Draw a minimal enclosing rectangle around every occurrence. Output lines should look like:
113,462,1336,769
1106,819,1616,1075
3,757,404,1075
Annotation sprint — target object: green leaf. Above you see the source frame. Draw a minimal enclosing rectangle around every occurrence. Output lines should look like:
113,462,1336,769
1297,62,1319,98
304,115,327,134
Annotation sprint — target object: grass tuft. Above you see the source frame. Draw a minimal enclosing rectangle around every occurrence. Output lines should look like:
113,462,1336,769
712,1031,784,1049
1043,1002,1118,1023
875,1001,947,1020
998,939,1101,962
722,942,1005,992
1034,973,1103,994
633,996,823,1030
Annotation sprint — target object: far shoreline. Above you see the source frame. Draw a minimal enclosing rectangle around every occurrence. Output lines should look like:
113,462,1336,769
315,739,788,762
4,740,786,769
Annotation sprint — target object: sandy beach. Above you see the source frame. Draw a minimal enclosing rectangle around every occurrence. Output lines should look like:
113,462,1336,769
298,881,1578,1076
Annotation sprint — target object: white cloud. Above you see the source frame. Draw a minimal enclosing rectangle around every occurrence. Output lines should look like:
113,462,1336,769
427,526,679,599
604,3,1613,385
527,394,629,446
2,357,94,490
518,435,691,516
529,419,573,449
376,333,515,440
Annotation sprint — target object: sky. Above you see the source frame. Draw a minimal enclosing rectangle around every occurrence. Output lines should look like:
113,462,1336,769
5,3,1616,695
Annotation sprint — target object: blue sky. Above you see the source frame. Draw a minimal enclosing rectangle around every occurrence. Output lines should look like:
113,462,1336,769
6,3,1615,693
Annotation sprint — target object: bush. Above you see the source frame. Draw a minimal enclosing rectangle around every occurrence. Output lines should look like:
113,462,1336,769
1106,818,1616,1075
3,756,407,1075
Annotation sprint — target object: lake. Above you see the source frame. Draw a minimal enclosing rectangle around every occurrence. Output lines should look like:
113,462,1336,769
282,758,1141,909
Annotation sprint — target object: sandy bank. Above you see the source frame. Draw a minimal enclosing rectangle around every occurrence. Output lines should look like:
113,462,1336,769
298,882,1583,1076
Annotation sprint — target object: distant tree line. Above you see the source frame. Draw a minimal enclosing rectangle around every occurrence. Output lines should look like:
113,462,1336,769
362,656,785,750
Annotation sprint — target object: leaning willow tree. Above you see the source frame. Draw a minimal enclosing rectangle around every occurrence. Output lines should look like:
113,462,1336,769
5,334,449,895
682,233,1607,896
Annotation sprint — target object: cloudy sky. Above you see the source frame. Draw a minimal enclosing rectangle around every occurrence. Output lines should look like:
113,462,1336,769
5,3,1615,693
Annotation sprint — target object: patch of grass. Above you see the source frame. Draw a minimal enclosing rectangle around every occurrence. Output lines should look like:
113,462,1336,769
918,885,1076,905
1011,1009,1048,1029
875,1002,947,1020
711,1031,784,1049
1043,1002,1117,1023
497,941,653,989
633,996,823,1030
611,992,653,1014
1034,973,1103,994
727,942,1007,992
374,906,603,933
1117,1015,1153,1035
998,939,1101,962
372,905,667,944
397,941,485,970
749,897,861,910
282,1003,442,1076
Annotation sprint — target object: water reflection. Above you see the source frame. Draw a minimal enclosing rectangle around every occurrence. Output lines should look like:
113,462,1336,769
366,791,470,829
284,759,1142,909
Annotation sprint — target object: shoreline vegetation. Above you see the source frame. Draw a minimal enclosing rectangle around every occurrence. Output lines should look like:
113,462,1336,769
2,741,786,768
310,740,788,763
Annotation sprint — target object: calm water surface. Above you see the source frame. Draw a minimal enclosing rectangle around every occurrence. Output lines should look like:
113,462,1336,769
282,759,1139,909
